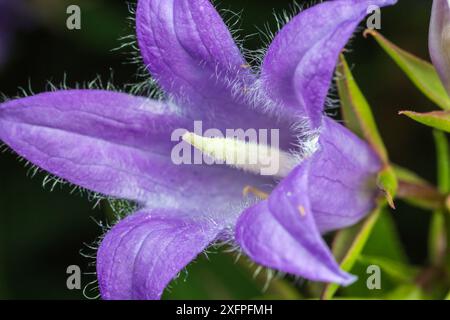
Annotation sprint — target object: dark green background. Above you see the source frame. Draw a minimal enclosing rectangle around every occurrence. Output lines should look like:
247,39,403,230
0,0,439,299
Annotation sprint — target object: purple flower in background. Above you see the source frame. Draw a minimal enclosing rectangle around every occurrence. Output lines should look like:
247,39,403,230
0,0,396,300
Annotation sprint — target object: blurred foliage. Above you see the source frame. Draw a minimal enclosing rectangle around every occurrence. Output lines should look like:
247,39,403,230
163,251,302,300
0,0,448,299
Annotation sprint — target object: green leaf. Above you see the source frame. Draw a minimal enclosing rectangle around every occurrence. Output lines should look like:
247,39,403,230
338,54,399,206
400,110,450,133
361,210,407,262
330,223,362,264
321,207,382,300
337,55,389,163
357,255,419,283
365,29,450,110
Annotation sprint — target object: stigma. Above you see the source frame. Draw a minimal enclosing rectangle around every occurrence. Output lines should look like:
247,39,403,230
182,132,298,178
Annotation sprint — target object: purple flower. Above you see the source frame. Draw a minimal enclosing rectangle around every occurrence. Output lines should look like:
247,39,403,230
429,0,450,94
0,0,396,300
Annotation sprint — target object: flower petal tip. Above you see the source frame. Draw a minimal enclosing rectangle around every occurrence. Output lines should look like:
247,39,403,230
336,272,358,287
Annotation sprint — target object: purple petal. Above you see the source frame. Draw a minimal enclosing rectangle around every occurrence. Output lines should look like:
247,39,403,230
235,200,355,285
97,209,221,300
136,0,251,115
310,118,382,233
429,0,450,94
0,90,271,216
261,0,397,128
0,90,181,203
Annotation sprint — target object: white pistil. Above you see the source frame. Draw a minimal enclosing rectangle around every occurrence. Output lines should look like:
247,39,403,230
182,132,298,178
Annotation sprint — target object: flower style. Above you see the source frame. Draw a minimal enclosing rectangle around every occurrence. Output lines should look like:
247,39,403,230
0,0,396,300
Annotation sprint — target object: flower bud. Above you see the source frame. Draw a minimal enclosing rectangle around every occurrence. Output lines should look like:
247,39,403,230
430,0,450,94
